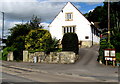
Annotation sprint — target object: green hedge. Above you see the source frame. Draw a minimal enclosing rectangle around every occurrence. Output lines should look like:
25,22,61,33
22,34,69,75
62,33,79,55
98,38,114,64
116,53,120,63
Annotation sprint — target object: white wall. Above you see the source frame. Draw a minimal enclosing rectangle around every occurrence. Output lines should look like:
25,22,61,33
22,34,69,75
49,2,100,43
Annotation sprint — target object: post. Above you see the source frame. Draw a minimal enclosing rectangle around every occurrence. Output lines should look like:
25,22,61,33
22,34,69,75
113,61,115,67
108,0,110,43
23,50,29,62
1,12,5,46
106,60,108,66
2,12,4,40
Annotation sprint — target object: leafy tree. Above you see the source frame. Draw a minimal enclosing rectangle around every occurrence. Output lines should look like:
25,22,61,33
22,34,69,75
6,24,30,60
86,2,120,53
5,16,43,60
29,15,43,30
87,6,104,23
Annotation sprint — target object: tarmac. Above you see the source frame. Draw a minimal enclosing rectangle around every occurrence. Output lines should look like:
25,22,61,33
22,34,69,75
1,46,119,82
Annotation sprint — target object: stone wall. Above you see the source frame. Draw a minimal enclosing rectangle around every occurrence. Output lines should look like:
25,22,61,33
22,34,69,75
7,52,14,61
23,50,28,62
23,51,78,64
79,41,99,48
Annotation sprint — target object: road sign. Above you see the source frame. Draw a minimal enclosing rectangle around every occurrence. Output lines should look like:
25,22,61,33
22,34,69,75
104,49,116,66
104,50,109,57
104,49,116,59
110,50,115,57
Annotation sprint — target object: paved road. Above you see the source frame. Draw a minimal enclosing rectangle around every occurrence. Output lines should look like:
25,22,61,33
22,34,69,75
1,45,119,82
2,67,100,82
2,72,34,82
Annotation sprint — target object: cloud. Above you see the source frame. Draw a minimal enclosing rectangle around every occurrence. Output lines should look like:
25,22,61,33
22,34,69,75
47,0,105,2
88,9,94,13
0,0,66,22
0,20,22,38
0,0,102,38
41,22,50,30
0,0,67,38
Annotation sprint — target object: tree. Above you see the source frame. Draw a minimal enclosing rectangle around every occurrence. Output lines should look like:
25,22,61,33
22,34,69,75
6,24,30,60
86,2,120,53
29,15,43,30
5,16,43,60
62,33,79,54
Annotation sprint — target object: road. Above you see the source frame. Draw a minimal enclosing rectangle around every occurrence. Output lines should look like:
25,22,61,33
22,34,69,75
1,65,101,82
1,45,119,82
2,72,34,82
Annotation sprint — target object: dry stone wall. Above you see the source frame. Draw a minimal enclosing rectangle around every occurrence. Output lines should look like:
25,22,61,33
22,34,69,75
23,51,78,64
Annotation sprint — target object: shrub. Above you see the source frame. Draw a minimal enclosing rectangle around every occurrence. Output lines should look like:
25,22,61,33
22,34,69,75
25,29,52,53
2,47,16,61
98,38,114,64
62,33,79,54
116,53,120,63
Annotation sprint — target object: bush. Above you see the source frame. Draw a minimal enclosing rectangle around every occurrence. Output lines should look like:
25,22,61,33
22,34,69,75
62,33,79,54
2,47,16,61
98,38,114,64
116,53,120,63
25,29,52,53
111,33,120,53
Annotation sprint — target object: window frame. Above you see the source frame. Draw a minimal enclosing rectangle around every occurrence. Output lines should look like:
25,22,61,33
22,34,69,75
65,12,73,21
62,25,76,34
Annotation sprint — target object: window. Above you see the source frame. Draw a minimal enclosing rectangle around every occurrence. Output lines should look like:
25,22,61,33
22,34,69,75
63,26,76,34
85,36,89,39
65,12,73,21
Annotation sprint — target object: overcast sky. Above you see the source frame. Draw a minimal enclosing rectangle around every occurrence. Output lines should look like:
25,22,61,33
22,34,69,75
0,0,106,38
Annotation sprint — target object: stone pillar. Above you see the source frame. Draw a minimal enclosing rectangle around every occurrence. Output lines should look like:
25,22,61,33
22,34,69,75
23,50,28,62
7,52,13,61
49,55,52,63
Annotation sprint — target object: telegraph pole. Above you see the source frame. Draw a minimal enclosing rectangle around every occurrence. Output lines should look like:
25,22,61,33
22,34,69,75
1,12,5,41
108,0,110,43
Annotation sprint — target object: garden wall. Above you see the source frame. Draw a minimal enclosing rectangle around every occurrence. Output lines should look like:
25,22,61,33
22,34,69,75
23,51,79,64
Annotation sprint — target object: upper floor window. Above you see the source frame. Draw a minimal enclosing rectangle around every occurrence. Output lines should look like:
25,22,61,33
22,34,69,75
65,12,73,21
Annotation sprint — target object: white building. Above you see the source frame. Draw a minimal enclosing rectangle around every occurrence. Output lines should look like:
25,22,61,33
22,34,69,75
49,2,100,47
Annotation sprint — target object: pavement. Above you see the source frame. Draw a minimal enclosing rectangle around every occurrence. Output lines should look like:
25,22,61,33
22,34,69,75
1,45,119,82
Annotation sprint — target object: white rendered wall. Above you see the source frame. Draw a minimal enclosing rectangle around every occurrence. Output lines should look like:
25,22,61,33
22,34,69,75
49,2,100,43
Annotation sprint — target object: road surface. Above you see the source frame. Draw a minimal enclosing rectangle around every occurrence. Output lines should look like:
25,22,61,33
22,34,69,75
1,45,119,82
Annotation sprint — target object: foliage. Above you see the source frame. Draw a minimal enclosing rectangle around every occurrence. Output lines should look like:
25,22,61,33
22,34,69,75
62,33,79,55
49,38,61,52
29,15,43,30
86,2,120,63
111,27,120,53
2,47,16,61
116,53,120,63
6,24,29,60
98,38,114,64
5,16,43,60
85,2,120,30
25,29,52,53
0,51,2,60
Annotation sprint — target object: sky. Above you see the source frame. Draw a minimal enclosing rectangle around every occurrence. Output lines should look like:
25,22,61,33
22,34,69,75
0,0,106,38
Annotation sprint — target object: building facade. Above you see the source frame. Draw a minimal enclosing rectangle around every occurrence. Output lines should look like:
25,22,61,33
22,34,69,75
49,2,100,47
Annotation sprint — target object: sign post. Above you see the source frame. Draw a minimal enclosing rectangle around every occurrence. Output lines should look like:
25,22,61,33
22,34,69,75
104,49,116,66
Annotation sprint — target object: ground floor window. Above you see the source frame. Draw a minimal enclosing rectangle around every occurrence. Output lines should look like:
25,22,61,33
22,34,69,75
62,26,76,34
